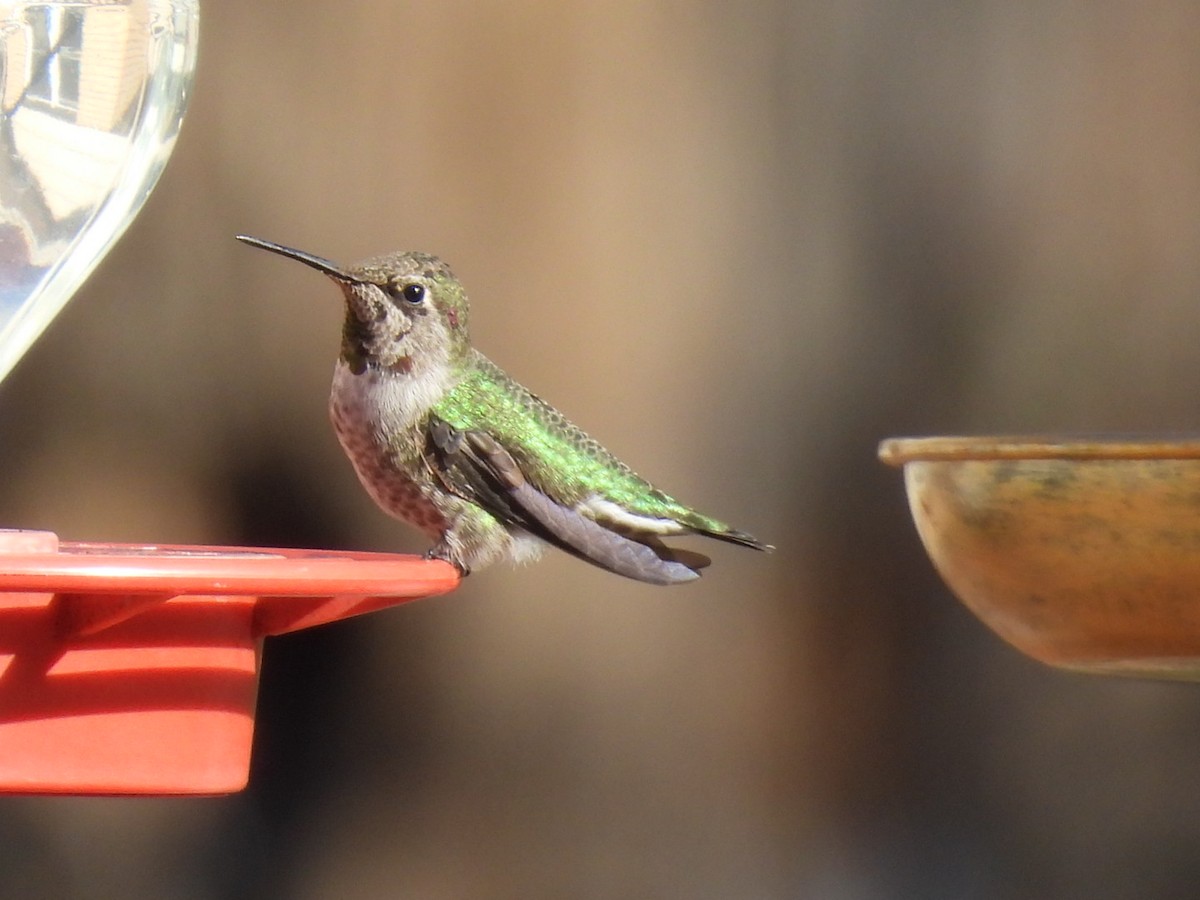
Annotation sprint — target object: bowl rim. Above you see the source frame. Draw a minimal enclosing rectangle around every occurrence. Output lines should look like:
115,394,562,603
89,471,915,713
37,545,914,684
878,435,1200,465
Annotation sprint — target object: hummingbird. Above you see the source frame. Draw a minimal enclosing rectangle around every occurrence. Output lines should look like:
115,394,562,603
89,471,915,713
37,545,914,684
235,235,771,585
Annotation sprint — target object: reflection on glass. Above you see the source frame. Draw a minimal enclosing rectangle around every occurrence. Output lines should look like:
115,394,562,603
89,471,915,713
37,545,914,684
0,0,199,384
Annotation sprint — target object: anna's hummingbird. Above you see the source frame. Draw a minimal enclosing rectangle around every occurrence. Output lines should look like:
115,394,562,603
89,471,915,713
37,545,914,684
236,235,771,585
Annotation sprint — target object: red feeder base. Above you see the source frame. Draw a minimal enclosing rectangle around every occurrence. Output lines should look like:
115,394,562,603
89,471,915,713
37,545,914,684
0,530,460,796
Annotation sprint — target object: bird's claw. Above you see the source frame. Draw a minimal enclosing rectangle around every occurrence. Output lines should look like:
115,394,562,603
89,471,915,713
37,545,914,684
424,547,470,577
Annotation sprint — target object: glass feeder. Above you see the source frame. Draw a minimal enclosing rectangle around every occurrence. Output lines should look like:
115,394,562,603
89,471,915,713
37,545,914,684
0,0,459,795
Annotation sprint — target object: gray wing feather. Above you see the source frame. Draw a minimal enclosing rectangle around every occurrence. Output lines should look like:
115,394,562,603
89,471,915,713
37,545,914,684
507,480,700,585
427,418,702,585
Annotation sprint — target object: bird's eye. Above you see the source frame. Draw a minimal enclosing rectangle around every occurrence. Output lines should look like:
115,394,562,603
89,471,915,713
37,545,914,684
398,283,425,304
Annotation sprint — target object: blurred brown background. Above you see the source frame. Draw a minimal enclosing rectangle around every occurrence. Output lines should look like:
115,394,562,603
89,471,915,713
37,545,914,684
5,1,1200,898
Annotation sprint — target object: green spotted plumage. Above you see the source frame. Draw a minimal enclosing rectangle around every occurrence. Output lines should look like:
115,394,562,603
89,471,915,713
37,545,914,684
236,234,770,584
435,354,749,538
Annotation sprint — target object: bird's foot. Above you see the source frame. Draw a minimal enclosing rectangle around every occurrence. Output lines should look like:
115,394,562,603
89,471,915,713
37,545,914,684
424,547,470,577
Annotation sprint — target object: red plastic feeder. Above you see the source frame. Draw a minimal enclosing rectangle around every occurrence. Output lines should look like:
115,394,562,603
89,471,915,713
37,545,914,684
0,529,459,796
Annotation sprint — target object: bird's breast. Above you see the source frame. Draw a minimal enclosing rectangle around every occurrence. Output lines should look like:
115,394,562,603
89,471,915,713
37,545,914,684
329,360,454,439
328,361,455,536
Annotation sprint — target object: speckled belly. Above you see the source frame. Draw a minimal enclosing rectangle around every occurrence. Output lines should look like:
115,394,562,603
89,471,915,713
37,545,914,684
329,393,448,539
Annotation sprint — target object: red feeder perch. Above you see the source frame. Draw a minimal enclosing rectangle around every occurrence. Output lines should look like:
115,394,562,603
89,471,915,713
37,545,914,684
0,529,459,796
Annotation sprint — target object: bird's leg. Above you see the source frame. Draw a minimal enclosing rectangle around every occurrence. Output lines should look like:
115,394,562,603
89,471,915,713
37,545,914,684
424,545,470,577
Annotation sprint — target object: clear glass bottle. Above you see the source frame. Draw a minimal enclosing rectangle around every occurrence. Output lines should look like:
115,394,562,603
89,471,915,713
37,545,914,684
0,0,200,383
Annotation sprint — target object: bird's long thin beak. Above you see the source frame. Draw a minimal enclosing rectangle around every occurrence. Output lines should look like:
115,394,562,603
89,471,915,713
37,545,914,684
235,234,353,281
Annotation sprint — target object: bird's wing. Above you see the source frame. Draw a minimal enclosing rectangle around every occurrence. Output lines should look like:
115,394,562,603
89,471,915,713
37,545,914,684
424,416,703,585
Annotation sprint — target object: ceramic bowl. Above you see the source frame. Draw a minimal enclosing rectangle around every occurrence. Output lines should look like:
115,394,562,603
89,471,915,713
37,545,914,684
880,436,1200,678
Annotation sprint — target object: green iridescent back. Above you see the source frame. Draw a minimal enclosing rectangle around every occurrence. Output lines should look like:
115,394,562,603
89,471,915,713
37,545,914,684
431,352,731,532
